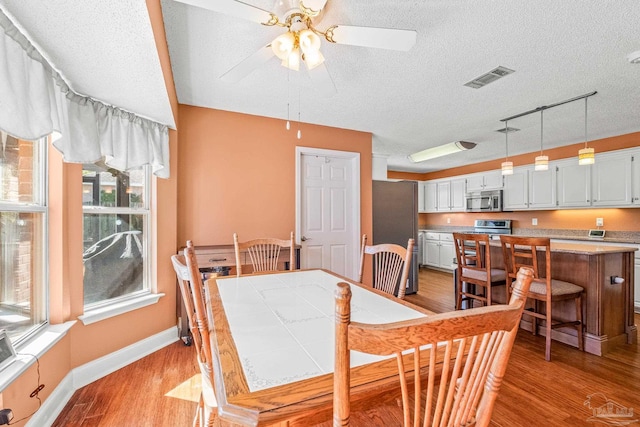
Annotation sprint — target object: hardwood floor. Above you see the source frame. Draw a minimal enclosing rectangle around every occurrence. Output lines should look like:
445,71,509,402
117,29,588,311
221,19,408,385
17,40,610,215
52,268,639,426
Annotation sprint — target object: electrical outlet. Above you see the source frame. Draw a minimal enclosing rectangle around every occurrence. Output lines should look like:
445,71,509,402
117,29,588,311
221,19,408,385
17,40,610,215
596,217,604,227
532,218,538,226
447,218,451,224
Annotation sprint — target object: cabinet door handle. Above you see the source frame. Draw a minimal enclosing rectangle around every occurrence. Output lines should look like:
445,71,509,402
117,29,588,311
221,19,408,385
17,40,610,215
209,258,227,262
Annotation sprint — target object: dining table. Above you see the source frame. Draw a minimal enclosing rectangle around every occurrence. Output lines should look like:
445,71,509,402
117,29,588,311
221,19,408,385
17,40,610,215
204,269,435,426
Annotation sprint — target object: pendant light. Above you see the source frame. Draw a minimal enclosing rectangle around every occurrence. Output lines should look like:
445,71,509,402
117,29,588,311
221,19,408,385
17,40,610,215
578,97,595,165
501,119,513,175
534,110,549,171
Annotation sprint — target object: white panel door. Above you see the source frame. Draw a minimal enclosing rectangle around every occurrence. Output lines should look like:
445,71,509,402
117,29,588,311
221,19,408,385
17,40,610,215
300,154,353,277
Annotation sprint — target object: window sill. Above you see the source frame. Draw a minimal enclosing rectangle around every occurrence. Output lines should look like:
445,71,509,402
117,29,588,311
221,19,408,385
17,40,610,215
78,293,165,326
0,321,76,392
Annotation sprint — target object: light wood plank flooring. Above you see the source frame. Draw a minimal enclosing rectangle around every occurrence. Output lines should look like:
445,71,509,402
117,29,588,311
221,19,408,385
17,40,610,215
52,268,639,426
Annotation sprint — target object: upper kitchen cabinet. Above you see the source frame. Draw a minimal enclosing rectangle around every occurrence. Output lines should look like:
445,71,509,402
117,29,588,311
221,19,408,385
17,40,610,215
529,166,556,209
591,150,633,207
503,165,557,210
557,149,637,208
556,159,591,207
424,181,438,212
436,178,466,212
465,170,503,192
503,167,529,210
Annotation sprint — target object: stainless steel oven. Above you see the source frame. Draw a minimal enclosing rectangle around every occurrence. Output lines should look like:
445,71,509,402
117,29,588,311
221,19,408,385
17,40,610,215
465,190,503,212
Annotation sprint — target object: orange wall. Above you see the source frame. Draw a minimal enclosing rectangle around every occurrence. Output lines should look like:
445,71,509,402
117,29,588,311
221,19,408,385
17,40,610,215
2,1,180,424
177,105,373,246
388,132,640,231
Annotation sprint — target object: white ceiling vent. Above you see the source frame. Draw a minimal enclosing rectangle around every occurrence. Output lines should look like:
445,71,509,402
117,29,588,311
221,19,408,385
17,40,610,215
464,66,515,89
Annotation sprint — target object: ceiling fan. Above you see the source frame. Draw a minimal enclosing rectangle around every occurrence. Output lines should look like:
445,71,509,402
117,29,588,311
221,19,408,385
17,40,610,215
173,0,417,89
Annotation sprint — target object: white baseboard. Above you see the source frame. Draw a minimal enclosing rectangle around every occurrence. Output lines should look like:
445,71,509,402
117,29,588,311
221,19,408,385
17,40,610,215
27,326,179,427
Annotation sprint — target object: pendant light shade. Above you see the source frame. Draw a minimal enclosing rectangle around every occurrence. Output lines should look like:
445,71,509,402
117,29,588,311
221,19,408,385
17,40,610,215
501,120,513,175
578,147,595,165
501,160,513,175
578,97,595,165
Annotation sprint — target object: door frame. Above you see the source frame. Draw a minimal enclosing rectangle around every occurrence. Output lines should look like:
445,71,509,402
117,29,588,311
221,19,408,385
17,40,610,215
295,146,361,279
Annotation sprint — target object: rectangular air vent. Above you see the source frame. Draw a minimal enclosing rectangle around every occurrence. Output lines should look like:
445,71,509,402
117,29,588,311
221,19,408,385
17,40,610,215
464,66,515,89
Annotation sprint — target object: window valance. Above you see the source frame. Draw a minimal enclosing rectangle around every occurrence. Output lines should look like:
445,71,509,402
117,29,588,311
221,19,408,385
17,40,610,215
0,8,170,178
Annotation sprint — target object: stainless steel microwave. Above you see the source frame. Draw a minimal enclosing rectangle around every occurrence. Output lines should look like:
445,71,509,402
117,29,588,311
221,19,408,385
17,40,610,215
465,190,503,212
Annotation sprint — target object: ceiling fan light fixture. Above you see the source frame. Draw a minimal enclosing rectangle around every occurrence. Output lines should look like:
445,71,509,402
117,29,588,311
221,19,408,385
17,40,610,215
409,141,476,163
303,50,324,69
299,29,321,53
272,32,296,60
281,47,300,70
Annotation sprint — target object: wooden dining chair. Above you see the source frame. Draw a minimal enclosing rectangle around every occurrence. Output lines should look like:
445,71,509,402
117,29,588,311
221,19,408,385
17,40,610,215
171,241,218,427
233,231,295,277
358,234,415,299
499,235,584,361
334,267,534,427
453,232,506,309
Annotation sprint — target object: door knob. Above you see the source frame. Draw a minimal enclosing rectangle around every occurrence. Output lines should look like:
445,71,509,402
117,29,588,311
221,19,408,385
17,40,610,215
301,236,311,241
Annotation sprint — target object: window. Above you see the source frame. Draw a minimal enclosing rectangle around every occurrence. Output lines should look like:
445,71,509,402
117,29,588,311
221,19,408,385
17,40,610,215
82,164,149,308
0,135,47,344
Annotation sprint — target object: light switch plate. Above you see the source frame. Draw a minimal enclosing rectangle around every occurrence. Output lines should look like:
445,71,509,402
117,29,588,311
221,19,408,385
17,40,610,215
532,218,538,226
596,217,604,227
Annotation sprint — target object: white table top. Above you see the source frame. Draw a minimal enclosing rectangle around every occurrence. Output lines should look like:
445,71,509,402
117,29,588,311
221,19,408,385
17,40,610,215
215,269,428,392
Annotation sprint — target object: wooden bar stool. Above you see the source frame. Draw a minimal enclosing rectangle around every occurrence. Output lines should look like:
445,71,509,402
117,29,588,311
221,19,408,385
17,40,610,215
453,232,506,309
500,235,584,361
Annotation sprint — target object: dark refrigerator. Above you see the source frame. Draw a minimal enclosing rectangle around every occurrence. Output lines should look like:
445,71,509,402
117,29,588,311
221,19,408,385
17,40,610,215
371,180,419,295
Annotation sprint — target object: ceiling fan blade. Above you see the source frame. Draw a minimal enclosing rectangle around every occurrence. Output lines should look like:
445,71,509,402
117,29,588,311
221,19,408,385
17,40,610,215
220,45,275,83
299,0,327,16
174,0,277,25
328,25,417,51
307,62,336,96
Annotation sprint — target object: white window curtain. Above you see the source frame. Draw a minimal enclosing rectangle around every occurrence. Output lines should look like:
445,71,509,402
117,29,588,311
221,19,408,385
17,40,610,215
0,9,170,178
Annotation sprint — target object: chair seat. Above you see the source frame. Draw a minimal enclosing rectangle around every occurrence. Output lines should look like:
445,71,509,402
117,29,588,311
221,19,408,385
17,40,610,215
529,278,583,296
461,267,506,283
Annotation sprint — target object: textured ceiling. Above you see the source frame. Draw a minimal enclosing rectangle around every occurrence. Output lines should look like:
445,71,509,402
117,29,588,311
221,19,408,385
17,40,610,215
0,0,175,128
2,1,639,173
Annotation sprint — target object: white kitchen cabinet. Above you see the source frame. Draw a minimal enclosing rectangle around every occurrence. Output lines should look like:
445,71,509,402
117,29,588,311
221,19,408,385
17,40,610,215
556,160,591,207
423,232,454,270
424,182,438,212
632,153,640,206
591,151,633,207
436,181,451,211
466,170,503,192
529,167,556,209
503,167,529,210
418,181,426,213
450,178,466,211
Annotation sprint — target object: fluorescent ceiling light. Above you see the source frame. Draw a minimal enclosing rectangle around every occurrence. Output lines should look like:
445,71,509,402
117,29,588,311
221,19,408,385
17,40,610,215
627,50,640,64
409,141,476,163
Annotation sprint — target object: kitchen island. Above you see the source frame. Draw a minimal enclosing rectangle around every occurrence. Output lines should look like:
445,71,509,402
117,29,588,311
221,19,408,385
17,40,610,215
488,241,637,356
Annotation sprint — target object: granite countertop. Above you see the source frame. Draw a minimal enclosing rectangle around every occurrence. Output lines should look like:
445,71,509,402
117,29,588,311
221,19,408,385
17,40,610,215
486,240,637,255
419,227,640,245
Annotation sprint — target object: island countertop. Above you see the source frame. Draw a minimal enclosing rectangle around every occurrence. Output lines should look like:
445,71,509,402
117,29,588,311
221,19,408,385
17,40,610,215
487,240,638,255
486,241,637,356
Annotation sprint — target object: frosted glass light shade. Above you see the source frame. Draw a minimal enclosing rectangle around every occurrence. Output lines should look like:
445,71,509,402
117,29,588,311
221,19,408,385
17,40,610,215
409,141,476,162
501,161,513,175
281,47,300,71
534,155,549,171
272,32,296,60
578,147,595,165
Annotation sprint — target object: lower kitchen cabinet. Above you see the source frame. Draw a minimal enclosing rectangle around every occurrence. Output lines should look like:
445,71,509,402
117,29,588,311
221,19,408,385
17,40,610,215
423,232,455,270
